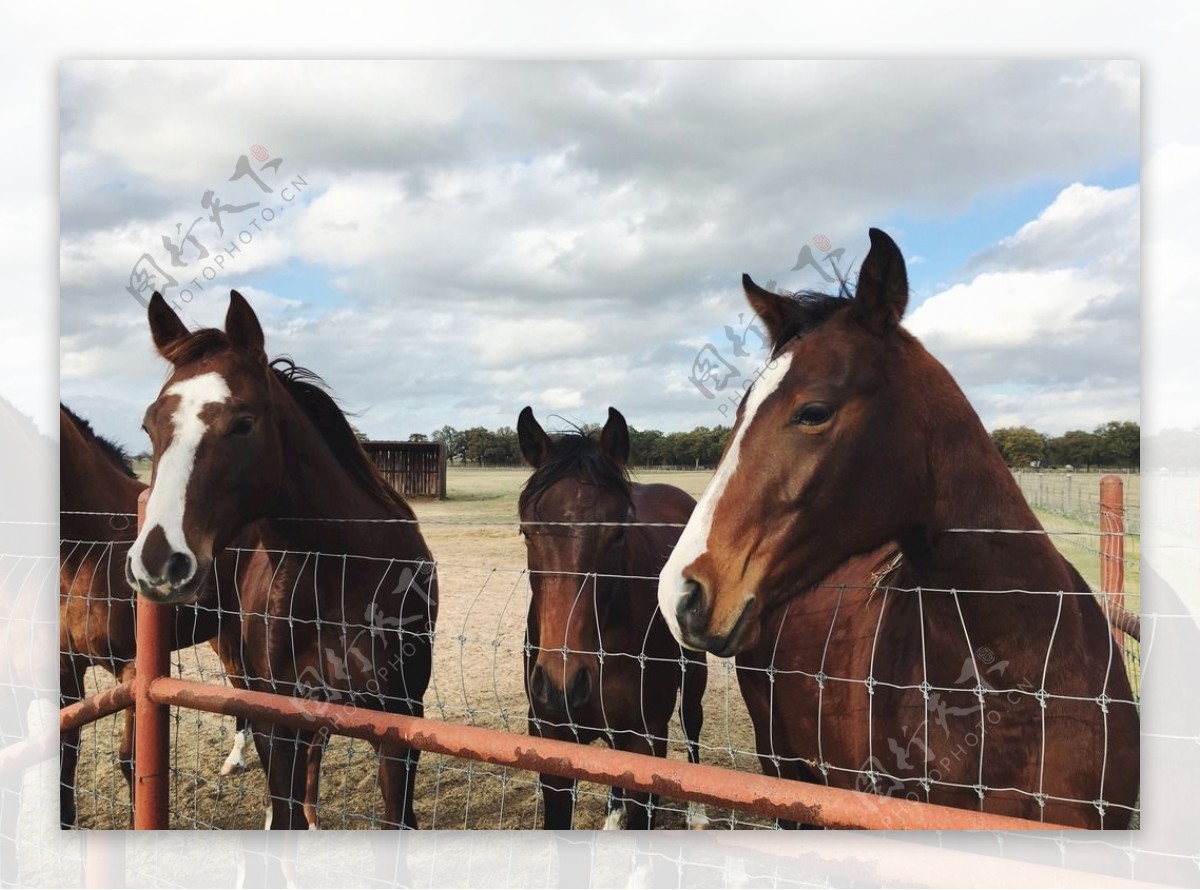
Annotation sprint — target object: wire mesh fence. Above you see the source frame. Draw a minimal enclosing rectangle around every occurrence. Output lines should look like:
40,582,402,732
59,496,1142,830
62,529,782,829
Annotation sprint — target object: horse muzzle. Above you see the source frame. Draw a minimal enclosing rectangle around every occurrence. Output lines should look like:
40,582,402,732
674,578,759,657
125,551,209,605
529,661,593,722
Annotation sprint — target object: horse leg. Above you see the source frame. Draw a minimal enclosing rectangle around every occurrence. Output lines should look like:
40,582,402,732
302,729,327,829
213,626,251,776
376,741,420,829
250,721,311,830
59,655,87,829
609,731,665,830
116,661,137,824
540,771,578,830
679,654,709,829
221,716,251,777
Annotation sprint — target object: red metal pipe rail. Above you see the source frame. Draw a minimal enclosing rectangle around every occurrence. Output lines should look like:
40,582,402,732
1099,475,1129,647
61,681,134,734
148,675,1075,832
133,489,172,830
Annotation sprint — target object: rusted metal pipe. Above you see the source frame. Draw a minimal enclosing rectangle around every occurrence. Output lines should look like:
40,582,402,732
133,488,170,830
1108,605,1141,641
1099,475,1128,646
60,681,134,733
149,676,1075,831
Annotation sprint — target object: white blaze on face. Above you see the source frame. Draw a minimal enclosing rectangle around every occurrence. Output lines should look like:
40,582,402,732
128,372,231,589
657,353,793,645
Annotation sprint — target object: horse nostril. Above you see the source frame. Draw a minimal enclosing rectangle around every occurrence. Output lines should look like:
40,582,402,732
166,552,194,586
677,578,708,632
530,664,548,705
566,668,591,710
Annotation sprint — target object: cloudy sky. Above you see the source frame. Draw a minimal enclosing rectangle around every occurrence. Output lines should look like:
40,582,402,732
59,60,1140,449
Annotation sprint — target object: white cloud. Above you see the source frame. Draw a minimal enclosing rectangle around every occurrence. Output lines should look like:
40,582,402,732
907,268,1114,349
905,181,1139,433
58,61,1140,444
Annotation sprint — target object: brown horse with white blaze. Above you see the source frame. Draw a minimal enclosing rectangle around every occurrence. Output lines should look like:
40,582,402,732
518,407,708,829
658,229,1138,828
127,291,437,829
59,404,248,828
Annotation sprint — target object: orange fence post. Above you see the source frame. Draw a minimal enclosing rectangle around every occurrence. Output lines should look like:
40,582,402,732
1099,474,1126,648
133,489,171,829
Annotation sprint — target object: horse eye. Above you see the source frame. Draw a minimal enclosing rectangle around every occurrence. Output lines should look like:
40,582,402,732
793,403,835,427
612,526,627,544
230,416,256,437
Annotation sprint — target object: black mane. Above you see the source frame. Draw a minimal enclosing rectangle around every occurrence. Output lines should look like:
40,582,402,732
269,358,416,520
519,431,630,518
158,328,233,366
768,288,852,356
61,403,136,478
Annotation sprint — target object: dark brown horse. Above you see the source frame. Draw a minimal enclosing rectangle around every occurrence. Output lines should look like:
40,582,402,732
658,229,1138,828
59,404,249,828
127,290,437,829
518,406,708,829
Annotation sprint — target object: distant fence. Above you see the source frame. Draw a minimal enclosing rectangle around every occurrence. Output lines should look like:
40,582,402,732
1014,470,1141,534
363,441,447,499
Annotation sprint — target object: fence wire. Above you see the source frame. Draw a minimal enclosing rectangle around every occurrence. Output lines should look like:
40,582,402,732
59,510,1141,831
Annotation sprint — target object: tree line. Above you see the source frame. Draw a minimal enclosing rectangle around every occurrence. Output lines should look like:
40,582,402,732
418,424,735,468
990,421,1139,470
353,419,1140,471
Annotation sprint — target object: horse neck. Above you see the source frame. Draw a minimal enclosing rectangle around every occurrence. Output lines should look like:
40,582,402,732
899,359,1079,598
613,487,682,625
601,524,658,629
257,379,414,554
60,421,143,545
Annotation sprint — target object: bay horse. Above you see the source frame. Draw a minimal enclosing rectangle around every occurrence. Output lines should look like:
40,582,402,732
517,406,708,829
127,290,437,829
658,229,1138,828
59,404,250,828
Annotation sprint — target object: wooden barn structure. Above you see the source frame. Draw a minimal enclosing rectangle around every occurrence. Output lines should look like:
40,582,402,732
361,440,447,499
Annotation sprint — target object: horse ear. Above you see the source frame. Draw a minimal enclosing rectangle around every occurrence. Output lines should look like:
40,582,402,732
742,274,793,347
599,407,630,467
148,292,190,358
518,406,552,468
225,290,266,361
852,228,909,335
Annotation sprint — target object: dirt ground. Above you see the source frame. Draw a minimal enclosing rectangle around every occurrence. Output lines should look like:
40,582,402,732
70,466,1141,830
